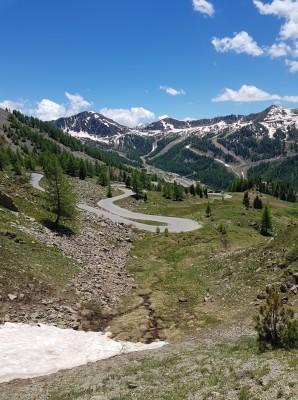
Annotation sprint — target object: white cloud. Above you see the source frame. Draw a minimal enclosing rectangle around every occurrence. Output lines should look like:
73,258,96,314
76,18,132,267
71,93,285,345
267,42,291,57
0,92,92,120
285,59,298,72
100,107,155,127
160,86,186,96
34,99,67,121
253,0,298,40
33,92,91,120
192,0,214,17
283,95,298,102
212,85,281,102
0,99,27,112
211,31,264,56
292,42,298,57
158,115,169,120
65,92,92,115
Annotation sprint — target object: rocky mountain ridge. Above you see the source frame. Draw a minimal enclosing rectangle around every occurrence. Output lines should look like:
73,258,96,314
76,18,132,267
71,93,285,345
51,111,129,139
50,105,298,140
49,105,298,189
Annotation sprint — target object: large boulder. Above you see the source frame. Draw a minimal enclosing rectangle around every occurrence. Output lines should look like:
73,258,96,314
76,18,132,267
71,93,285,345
0,192,18,212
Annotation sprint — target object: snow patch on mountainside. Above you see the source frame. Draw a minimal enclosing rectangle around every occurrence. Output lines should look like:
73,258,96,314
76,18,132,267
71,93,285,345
259,106,298,137
0,323,166,383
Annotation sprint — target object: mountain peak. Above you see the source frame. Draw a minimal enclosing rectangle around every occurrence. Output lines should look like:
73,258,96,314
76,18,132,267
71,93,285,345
50,112,129,138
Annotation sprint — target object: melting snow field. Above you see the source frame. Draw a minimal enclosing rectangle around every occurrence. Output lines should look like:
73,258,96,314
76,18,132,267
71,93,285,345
0,323,166,383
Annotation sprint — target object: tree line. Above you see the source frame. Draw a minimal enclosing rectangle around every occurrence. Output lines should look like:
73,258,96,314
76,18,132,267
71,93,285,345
229,176,297,202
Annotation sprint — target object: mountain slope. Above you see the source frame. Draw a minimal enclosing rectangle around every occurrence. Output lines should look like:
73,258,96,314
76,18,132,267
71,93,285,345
51,111,129,138
48,105,298,189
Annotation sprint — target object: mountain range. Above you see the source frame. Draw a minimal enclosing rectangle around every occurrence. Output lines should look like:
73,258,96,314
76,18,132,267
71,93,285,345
50,105,298,190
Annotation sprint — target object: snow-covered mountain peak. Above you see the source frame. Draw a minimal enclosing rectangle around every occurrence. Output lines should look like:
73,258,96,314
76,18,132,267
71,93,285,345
50,111,129,139
259,105,298,136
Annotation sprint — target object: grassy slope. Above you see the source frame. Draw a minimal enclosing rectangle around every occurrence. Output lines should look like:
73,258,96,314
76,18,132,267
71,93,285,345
110,191,298,341
0,174,80,320
43,336,298,400
1,173,298,399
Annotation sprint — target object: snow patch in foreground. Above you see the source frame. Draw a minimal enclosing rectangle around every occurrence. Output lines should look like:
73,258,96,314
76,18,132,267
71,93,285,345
0,323,166,383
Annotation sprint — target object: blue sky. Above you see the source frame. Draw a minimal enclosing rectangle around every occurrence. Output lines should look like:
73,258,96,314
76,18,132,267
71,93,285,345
1,0,298,126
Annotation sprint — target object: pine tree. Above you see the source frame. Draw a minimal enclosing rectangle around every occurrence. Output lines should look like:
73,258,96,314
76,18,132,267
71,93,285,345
255,287,298,350
261,204,272,234
98,169,110,186
189,184,196,196
253,195,263,210
173,182,184,201
107,184,112,198
79,160,87,180
243,191,250,208
45,157,77,226
131,173,143,200
125,175,131,188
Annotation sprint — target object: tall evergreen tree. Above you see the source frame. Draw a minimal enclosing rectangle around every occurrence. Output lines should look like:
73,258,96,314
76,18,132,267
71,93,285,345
98,169,110,186
243,191,250,208
261,204,272,234
253,195,263,210
79,160,87,180
45,157,77,226
107,184,112,198
131,173,143,200
189,184,196,196
173,182,184,201
196,182,203,198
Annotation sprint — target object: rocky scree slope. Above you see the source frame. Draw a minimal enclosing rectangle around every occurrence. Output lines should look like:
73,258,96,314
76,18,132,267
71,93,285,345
0,175,137,332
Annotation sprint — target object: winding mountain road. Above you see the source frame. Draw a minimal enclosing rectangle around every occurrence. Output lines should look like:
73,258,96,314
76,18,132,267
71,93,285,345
30,173,202,233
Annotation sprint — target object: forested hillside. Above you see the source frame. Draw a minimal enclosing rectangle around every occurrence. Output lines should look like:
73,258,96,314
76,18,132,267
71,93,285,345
0,109,152,185
248,155,298,190
147,140,235,190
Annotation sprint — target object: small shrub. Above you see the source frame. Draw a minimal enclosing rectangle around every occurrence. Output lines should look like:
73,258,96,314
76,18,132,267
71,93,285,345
254,287,298,351
218,223,226,234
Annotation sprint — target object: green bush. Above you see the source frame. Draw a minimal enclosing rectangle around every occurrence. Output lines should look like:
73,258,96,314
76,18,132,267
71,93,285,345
255,287,298,351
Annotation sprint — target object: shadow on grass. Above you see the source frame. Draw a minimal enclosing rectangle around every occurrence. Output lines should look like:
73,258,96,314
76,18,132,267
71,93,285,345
260,231,272,237
42,219,76,237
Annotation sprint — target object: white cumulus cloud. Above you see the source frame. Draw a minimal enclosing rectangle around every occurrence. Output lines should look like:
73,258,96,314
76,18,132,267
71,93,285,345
267,42,291,57
0,92,92,120
283,95,298,102
285,59,298,72
33,92,91,120
65,92,92,115
100,107,155,127
192,0,214,17
34,99,67,121
212,31,264,56
160,86,186,96
253,0,298,41
212,85,281,102
0,99,27,112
